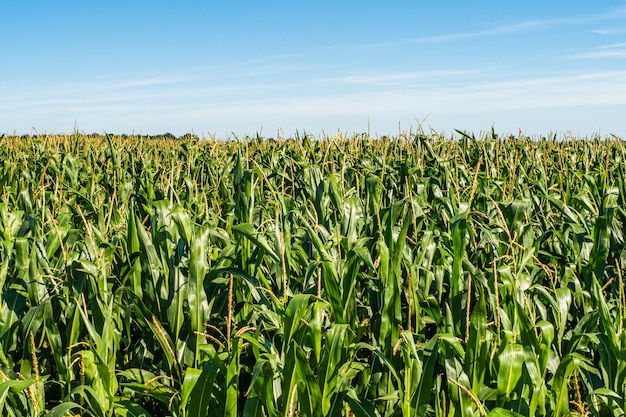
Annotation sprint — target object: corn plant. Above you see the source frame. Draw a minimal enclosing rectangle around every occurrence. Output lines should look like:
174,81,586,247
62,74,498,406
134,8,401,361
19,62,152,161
0,131,625,416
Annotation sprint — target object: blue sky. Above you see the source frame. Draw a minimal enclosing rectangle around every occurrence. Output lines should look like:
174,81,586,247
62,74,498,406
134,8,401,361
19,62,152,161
2,1,626,137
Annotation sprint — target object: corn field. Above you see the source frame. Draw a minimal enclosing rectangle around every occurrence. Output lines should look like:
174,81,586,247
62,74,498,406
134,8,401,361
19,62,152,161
0,131,625,416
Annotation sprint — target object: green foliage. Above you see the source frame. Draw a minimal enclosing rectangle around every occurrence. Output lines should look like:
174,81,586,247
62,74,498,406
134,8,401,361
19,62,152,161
0,132,625,416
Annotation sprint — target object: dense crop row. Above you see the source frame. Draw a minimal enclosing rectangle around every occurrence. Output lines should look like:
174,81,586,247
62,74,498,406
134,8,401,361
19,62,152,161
0,132,625,416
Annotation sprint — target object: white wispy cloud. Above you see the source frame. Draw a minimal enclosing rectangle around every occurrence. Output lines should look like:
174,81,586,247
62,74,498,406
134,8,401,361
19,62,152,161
315,70,476,86
59,75,195,93
407,20,549,44
599,42,626,48
0,74,196,111
358,5,626,51
592,4,626,21
568,42,626,59
571,49,626,59
356,21,545,50
426,72,626,110
175,71,626,121
591,28,626,35
3,57,625,136
6,70,625,118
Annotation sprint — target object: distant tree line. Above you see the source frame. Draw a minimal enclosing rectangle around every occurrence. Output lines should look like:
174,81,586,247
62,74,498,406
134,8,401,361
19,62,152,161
3,132,201,141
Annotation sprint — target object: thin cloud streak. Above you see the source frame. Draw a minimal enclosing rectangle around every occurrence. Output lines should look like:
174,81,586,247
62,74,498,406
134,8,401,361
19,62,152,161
360,5,626,51
357,21,546,50
1,69,479,112
568,48,626,59
53,75,196,93
0,75,200,111
599,42,626,48
592,28,626,35
315,70,476,86
407,20,547,44
5,70,625,119
182,71,626,119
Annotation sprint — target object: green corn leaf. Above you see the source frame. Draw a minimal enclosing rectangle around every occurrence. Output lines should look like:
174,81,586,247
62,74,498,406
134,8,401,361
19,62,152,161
188,224,211,348
181,367,202,410
283,294,312,348
466,294,488,394
345,389,379,417
294,341,322,417
407,333,439,416
551,353,590,417
125,202,143,299
588,214,612,284
0,379,35,414
320,324,349,415
450,214,466,297
233,223,280,262
486,407,525,417
497,344,524,398
188,362,220,417
42,402,85,417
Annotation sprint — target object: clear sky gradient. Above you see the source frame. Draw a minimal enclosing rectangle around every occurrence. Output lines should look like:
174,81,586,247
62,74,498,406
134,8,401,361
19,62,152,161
2,1,626,137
